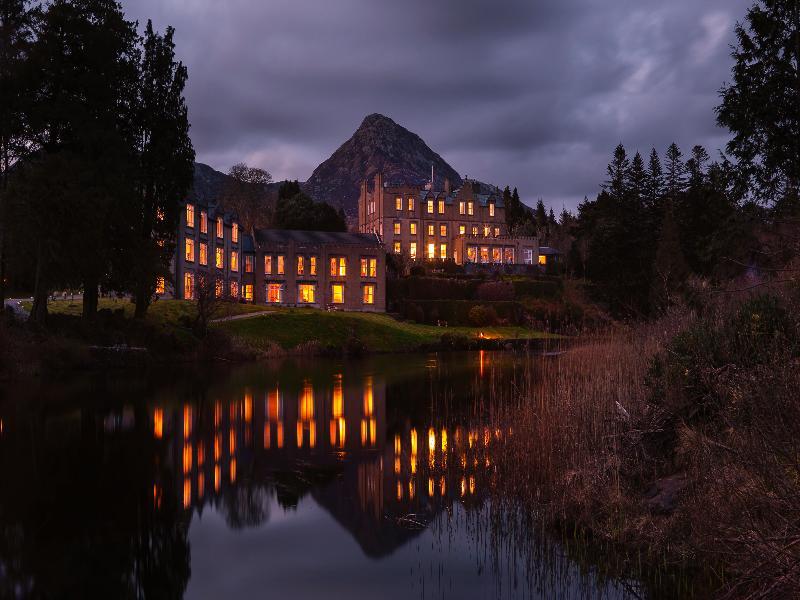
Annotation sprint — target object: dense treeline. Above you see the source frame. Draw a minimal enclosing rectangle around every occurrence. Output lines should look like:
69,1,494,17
0,0,194,322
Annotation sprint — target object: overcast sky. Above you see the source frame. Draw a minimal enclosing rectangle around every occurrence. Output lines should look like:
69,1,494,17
120,0,750,210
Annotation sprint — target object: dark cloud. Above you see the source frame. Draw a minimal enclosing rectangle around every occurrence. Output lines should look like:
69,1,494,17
120,0,750,210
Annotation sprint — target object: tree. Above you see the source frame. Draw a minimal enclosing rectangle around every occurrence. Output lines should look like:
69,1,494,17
130,20,194,319
651,201,689,312
221,162,272,239
716,0,800,205
534,198,548,234
645,148,664,209
274,192,346,232
628,151,647,203
193,271,222,336
23,0,140,321
664,143,686,202
604,143,629,201
0,0,35,305
278,179,301,200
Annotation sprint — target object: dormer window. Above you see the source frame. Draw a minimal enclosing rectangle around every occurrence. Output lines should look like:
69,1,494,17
232,223,239,243
467,202,474,216
426,200,434,214
489,203,495,217
438,200,445,214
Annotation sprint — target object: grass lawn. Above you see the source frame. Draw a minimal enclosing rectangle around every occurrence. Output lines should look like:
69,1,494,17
22,297,270,326
218,307,557,352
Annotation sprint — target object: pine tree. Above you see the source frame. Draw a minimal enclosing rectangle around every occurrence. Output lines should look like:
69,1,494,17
627,151,647,203
716,0,800,204
604,143,629,201
664,143,686,202
651,200,689,312
0,0,36,305
645,148,664,209
131,20,195,318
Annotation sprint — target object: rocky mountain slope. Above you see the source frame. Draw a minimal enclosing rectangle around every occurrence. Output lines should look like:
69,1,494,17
304,113,463,216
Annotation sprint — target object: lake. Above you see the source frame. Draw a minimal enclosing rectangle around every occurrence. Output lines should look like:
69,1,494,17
0,352,653,599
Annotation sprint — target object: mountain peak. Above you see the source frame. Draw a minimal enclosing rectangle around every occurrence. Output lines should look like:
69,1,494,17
305,114,462,216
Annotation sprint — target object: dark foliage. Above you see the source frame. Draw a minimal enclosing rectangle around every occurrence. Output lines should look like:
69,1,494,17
274,192,346,232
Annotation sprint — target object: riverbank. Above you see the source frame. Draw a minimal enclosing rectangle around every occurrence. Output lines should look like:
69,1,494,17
0,298,559,378
494,291,800,598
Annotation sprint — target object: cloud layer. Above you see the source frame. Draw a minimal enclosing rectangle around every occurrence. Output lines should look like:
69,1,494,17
120,0,749,210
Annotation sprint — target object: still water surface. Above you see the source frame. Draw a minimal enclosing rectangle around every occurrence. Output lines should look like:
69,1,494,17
0,352,647,599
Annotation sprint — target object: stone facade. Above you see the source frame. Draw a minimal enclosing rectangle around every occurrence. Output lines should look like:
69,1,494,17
242,230,386,312
358,174,511,264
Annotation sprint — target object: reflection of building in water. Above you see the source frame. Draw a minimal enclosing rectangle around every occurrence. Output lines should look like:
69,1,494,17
150,370,500,558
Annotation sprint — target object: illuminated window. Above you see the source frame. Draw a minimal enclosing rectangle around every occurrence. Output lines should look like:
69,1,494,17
439,224,447,237
395,196,402,211
538,254,547,266
362,284,374,304
407,197,414,211
230,280,239,298
484,225,491,237
310,256,317,275
472,225,479,236
467,201,474,216
243,284,253,301
297,255,304,275
459,225,466,235
467,246,477,262
155,277,165,295
298,283,315,303
232,223,239,243
459,201,465,215
215,279,222,298
338,257,347,276
216,218,223,239
359,257,376,277
199,242,208,266
244,254,253,273
185,239,195,262
267,283,283,303
494,227,500,237
184,272,194,299
331,283,344,304
438,200,445,214
230,250,238,272
426,200,434,214
427,224,434,236
489,203,495,217
504,248,514,263
480,246,489,263
264,255,272,274
523,248,534,264
427,243,435,259
393,221,400,235
277,255,285,275
410,222,417,235
215,247,223,269
492,247,502,263
439,244,447,259
330,257,347,276
410,242,417,259
393,241,401,254
200,210,208,234
186,204,195,227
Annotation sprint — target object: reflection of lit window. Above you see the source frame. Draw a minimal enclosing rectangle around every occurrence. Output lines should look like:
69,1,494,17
215,465,221,491
330,374,345,448
153,407,163,438
183,477,191,508
361,377,376,447
297,382,316,448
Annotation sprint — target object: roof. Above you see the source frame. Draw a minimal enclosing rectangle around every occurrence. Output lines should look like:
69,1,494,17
539,246,561,255
254,229,382,247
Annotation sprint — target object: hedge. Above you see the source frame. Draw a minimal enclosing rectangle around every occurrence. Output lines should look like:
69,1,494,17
397,299,526,326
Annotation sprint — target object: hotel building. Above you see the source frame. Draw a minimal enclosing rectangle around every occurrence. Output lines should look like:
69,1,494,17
358,173,539,266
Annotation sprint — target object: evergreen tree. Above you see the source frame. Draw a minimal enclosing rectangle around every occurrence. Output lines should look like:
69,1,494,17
651,200,689,312
275,192,346,232
645,148,664,209
604,143,629,201
664,143,686,202
686,145,709,190
130,20,194,318
0,0,35,305
278,180,301,200
23,0,140,321
627,151,647,203
716,0,800,205
534,198,548,239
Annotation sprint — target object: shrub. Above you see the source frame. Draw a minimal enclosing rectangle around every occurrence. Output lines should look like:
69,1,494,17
468,305,498,327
